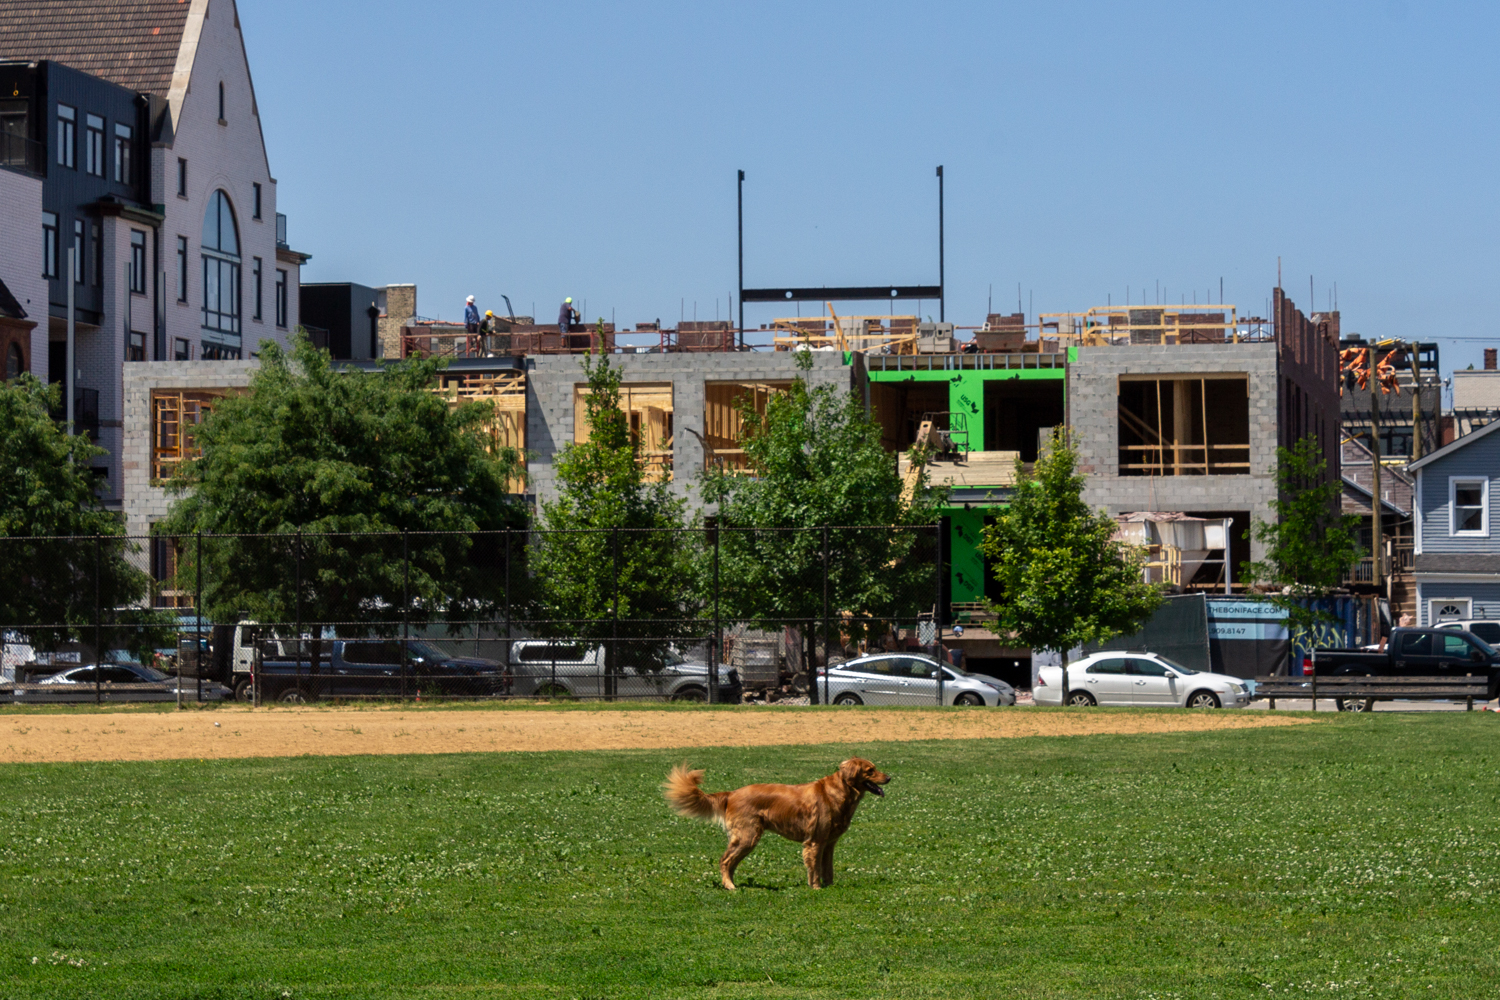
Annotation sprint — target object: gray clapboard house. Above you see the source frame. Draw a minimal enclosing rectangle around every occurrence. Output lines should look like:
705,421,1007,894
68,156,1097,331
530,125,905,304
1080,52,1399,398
1409,420,1500,624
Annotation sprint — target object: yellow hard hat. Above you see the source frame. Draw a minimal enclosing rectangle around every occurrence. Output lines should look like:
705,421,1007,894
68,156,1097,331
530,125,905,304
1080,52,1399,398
485,310,494,317
565,297,573,304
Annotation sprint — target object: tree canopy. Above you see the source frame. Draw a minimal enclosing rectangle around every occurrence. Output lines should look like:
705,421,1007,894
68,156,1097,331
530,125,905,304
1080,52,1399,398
529,348,699,679
1241,436,1362,637
700,351,947,656
159,335,525,629
980,430,1161,662
0,375,157,651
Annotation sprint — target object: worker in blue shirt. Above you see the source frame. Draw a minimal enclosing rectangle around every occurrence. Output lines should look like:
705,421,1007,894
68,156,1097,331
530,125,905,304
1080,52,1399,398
558,297,578,332
464,295,480,333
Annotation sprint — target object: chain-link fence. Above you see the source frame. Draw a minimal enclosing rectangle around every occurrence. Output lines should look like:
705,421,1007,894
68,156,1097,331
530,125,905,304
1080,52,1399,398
0,525,954,706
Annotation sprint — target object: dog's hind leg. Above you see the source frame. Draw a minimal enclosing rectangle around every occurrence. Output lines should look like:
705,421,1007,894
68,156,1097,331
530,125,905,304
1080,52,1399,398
719,826,761,891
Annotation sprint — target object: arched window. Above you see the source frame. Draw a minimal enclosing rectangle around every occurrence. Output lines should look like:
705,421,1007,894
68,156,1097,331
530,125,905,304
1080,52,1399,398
5,343,23,380
201,189,240,337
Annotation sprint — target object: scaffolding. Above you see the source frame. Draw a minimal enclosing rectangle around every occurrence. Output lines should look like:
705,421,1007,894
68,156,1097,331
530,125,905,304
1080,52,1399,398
769,307,921,354
1037,305,1267,346
151,389,226,481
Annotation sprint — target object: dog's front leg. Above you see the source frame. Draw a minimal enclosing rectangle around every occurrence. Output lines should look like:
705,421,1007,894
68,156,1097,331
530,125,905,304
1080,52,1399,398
802,841,823,889
819,837,837,887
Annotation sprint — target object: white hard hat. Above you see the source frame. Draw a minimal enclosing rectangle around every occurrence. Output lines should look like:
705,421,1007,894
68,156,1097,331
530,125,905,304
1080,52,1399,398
466,295,475,303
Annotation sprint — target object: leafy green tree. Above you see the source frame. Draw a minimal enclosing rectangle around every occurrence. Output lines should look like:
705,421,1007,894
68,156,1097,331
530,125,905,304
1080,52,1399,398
529,347,700,694
1241,436,1363,644
159,335,526,634
0,375,162,655
700,350,948,698
980,430,1161,700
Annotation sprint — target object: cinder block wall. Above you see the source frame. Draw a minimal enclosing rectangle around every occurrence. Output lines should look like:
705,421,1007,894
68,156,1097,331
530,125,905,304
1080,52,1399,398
122,360,260,538
1068,343,1280,562
525,351,856,508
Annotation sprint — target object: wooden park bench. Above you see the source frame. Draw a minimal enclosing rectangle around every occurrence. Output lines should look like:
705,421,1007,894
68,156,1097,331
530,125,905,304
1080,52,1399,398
1253,674,1491,711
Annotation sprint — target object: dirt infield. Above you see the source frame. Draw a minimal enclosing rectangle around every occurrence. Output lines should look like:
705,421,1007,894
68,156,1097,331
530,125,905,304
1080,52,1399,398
0,706,1311,764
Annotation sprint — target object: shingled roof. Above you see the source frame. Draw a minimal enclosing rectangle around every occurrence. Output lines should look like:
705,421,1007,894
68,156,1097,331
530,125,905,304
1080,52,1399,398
0,1,193,97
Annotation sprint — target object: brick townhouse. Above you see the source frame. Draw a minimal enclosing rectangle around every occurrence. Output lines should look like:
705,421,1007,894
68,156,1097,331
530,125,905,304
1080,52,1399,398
0,0,309,503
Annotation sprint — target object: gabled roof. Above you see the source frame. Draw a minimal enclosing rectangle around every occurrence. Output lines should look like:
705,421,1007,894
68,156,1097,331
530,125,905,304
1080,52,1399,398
1341,477,1409,517
0,1,192,97
1407,418,1500,473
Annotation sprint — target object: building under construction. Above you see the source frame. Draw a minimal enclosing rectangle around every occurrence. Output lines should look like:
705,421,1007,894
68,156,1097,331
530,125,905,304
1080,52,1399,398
120,282,1340,687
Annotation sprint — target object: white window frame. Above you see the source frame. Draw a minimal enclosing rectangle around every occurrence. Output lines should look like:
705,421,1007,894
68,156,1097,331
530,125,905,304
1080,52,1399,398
1448,477,1489,537
1429,598,1471,624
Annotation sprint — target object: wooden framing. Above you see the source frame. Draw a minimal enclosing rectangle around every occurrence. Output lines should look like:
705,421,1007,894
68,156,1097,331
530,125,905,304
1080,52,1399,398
704,381,792,471
573,382,673,482
1117,374,1250,476
151,389,227,481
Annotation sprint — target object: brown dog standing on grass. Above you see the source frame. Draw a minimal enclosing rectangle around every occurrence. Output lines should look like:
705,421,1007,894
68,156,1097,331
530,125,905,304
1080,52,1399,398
662,758,891,890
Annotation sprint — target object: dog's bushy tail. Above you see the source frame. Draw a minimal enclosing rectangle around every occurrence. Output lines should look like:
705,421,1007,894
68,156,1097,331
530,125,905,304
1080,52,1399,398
662,763,726,826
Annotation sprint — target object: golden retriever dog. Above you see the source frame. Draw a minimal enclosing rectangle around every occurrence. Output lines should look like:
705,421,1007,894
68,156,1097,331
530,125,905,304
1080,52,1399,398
662,758,891,890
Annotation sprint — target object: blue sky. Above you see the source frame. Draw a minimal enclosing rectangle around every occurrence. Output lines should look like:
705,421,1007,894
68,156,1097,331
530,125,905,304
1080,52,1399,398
246,1,1498,370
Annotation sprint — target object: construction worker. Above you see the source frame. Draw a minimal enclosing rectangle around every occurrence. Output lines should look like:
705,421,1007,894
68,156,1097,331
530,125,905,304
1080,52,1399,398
464,295,480,333
480,310,496,336
558,297,578,332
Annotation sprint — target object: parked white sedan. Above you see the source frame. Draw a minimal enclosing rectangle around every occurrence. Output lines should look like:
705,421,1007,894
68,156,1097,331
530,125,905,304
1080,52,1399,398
817,654,1007,706
1033,652,1250,708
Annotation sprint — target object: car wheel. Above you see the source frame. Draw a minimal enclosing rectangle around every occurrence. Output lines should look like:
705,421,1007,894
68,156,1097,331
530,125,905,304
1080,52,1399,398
833,693,863,706
234,678,256,703
954,692,984,707
671,686,707,703
1186,690,1221,709
1336,697,1375,713
1065,691,1096,707
277,688,308,705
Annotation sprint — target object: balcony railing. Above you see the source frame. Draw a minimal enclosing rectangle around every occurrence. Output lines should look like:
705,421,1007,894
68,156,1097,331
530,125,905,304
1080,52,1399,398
1345,543,1414,584
0,131,44,177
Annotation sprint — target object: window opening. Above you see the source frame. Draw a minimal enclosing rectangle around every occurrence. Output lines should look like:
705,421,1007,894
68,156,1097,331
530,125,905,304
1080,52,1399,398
1118,375,1249,476
176,157,187,196
174,338,192,361
252,257,262,320
113,122,132,183
176,236,188,301
42,212,58,278
252,182,261,219
574,381,673,481
91,223,101,287
84,114,103,176
274,269,287,327
704,381,792,471
56,104,74,168
129,230,146,294
1452,479,1488,535
72,221,84,284
152,389,227,480
6,343,24,379
201,190,240,336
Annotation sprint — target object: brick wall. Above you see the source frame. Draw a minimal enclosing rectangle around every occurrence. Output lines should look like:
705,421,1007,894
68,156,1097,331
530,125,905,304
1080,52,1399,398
525,352,857,508
0,168,46,380
1069,342,1280,562
378,284,416,359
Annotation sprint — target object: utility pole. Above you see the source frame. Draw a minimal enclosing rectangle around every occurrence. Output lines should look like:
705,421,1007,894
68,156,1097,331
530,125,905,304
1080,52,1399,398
1370,348,1383,595
1408,345,1424,462
936,166,945,323
737,170,745,349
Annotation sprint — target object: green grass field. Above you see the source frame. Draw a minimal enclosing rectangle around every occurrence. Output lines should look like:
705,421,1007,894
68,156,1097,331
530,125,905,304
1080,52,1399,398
0,710,1496,998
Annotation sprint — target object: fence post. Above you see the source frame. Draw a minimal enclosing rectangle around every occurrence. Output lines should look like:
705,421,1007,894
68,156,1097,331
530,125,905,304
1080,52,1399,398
711,522,719,705
610,525,620,702
402,528,410,701
94,533,101,707
504,526,512,697
935,522,944,706
294,531,302,701
822,527,834,707
196,529,203,703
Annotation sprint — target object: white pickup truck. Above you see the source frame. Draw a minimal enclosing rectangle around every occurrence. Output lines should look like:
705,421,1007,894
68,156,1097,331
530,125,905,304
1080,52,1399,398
509,640,741,702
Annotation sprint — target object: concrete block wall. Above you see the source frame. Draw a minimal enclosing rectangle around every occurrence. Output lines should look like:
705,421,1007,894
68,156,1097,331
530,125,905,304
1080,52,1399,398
1068,343,1280,561
121,359,260,538
525,351,854,508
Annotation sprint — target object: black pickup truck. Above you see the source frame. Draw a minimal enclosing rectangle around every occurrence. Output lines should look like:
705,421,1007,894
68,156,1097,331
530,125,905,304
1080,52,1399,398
1312,627,1500,711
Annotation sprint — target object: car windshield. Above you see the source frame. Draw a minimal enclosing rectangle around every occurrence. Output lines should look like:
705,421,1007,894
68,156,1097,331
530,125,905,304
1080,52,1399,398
661,648,687,666
1153,656,1197,675
1464,633,1498,656
134,664,170,682
406,642,448,661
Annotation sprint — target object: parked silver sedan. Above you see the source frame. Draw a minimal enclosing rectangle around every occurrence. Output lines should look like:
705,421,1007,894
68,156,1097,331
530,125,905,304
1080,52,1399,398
23,662,230,702
816,653,1009,706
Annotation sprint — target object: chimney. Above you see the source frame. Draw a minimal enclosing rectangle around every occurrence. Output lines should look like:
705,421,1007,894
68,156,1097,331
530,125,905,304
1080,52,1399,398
1486,348,1497,371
